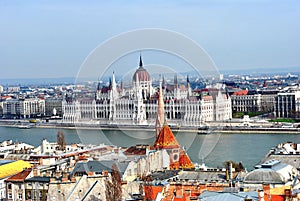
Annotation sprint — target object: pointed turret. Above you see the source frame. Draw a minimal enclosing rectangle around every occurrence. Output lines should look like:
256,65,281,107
112,71,117,90
97,81,101,91
155,79,165,137
139,54,143,67
95,80,101,100
179,150,195,169
186,75,190,87
186,75,192,98
108,78,112,89
153,125,180,149
109,71,119,102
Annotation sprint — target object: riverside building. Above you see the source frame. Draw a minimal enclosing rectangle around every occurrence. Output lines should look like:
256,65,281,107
2,98,45,119
62,56,232,126
274,85,300,118
231,90,276,114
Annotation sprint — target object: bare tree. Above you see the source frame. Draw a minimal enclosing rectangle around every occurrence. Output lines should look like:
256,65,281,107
57,129,66,151
105,164,122,201
223,160,245,172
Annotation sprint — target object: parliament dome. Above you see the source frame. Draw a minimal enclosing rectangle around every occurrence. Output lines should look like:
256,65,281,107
132,55,151,82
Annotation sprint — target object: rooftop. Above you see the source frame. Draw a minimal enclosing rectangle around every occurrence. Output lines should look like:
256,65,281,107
0,160,32,179
71,160,130,177
244,160,295,184
6,168,32,182
25,176,50,183
178,171,228,183
199,190,259,201
153,125,180,149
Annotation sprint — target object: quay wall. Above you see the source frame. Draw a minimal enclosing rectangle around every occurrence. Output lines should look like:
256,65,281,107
0,120,299,134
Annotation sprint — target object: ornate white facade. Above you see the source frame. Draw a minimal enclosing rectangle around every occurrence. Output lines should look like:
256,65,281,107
62,57,232,126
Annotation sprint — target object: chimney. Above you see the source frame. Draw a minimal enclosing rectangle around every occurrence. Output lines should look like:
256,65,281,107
61,177,68,182
228,162,233,180
87,172,94,176
33,168,40,177
102,170,109,176
226,162,233,186
70,177,76,182
62,172,69,179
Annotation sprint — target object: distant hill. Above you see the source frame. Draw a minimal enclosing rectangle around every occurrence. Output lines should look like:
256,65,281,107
1,66,299,86
220,66,300,76
0,77,75,86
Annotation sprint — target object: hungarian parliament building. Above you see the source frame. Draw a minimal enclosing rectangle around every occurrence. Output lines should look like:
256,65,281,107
62,56,232,127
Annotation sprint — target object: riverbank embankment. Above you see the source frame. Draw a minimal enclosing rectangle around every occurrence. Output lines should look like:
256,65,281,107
0,120,299,134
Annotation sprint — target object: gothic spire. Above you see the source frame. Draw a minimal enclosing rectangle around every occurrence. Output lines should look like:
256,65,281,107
139,53,143,67
187,74,191,98
97,81,101,91
112,71,116,90
109,77,112,89
155,79,165,137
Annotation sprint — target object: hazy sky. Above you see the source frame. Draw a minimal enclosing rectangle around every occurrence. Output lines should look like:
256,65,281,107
0,0,299,79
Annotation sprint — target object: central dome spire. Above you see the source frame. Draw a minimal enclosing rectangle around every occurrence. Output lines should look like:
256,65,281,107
139,53,143,67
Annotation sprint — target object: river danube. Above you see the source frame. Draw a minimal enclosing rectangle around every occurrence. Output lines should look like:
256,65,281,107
1,126,299,171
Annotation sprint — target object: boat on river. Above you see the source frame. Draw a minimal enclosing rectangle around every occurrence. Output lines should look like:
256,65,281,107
17,124,32,129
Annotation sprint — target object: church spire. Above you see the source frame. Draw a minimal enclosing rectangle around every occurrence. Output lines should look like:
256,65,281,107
139,53,143,67
186,74,190,86
187,74,191,99
112,71,117,90
155,78,165,137
97,80,101,91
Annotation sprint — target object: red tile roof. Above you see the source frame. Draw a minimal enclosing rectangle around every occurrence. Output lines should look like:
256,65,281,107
6,168,32,182
144,185,163,201
0,96,12,100
179,150,194,169
124,146,147,155
170,161,180,170
233,90,248,95
153,125,180,149
0,160,32,179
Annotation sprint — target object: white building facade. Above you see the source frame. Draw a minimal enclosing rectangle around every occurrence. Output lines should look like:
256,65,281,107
3,98,45,118
274,86,300,118
62,57,232,126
